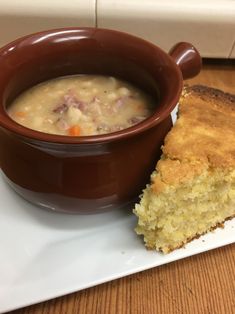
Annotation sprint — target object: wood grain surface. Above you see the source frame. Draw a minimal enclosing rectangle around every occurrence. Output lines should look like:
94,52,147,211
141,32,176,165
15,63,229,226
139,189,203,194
11,60,235,314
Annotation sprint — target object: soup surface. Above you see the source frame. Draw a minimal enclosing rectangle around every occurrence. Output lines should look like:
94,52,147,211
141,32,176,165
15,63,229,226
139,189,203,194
8,75,155,136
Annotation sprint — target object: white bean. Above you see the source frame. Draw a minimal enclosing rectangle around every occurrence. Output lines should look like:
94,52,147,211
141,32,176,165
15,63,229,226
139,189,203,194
118,87,131,96
66,107,82,125
107,92,117,100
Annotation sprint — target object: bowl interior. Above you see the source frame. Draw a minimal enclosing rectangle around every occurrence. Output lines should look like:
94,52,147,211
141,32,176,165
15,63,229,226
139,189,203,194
0,28,182,143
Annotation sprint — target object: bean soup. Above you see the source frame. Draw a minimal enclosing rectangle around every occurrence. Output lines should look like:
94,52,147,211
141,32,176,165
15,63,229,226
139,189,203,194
8,75,155,136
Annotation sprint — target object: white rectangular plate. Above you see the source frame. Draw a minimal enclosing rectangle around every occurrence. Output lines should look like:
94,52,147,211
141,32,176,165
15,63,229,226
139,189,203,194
0,173,234,313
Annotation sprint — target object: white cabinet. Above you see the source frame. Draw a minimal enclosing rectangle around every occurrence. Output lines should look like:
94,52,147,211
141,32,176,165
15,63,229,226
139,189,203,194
97,0,235,58
0,0,234,58
0,0,96,48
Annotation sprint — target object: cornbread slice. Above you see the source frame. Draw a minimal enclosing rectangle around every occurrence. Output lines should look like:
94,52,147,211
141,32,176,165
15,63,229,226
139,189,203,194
134,85,235,253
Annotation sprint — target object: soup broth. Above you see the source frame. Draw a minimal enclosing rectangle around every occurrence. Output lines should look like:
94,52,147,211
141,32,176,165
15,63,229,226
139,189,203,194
8,75,155,136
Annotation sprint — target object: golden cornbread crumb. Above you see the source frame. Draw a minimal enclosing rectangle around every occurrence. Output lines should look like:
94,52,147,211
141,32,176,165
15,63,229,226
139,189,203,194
134,85,235,253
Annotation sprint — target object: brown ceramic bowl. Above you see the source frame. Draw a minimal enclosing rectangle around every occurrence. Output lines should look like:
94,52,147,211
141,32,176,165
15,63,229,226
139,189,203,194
0,28,201,213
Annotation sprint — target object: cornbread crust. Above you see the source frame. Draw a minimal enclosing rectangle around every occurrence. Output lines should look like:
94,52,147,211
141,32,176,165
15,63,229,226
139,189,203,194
148,214,235,253
134,85,235,253
153,85,235,194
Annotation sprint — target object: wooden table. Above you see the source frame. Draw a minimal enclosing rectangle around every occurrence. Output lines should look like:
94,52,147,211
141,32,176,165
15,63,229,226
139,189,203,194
12,61,235,314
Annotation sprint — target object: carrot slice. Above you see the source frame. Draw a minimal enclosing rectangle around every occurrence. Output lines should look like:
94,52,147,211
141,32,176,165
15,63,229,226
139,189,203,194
15,111,27,118
68,125,81,136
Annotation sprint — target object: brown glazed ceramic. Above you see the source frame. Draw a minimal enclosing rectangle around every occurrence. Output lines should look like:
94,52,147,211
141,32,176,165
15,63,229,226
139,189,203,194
0,28,201,213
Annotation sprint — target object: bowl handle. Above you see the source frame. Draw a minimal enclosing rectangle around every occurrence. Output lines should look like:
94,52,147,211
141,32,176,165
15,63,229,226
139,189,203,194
169,42,202,80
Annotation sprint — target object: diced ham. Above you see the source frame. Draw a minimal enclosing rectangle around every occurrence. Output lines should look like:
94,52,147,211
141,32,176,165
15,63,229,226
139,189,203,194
63,93,86,111
116,97,125,108
53,103,68,114
53,91,87,114
114,95,136,112
91,96,100,103
72,101,86,112
56,118,69,130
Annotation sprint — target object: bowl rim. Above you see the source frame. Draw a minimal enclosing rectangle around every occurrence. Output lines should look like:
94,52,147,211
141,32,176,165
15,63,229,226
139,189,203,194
0,27,182,144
